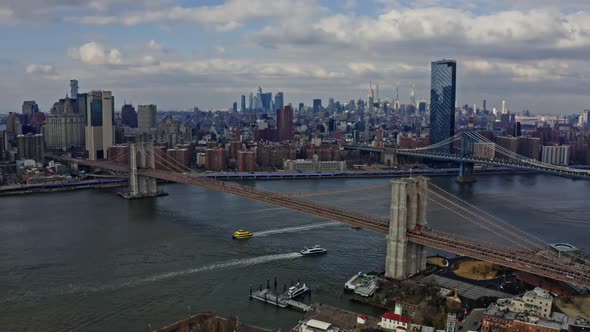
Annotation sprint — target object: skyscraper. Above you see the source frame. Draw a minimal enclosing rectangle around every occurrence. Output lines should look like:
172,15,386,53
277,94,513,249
240,95,246,112
274,92,284,111
276,105,294,142
70,80,79,99
22,101,39,126
17,133,45,163
248,93,254,112
45,96,84,151
138,104,157,139
410,84,416,105
121,103,137,128
501,100,507,114
232,102,238,113
429,60,456,153
85,90,114,160
313,99,322,113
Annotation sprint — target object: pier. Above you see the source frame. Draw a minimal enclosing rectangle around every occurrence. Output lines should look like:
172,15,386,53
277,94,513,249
250,286,313,312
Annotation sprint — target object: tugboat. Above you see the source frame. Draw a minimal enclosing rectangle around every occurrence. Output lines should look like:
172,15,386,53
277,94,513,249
284,282,310,299
300,245,327,256
232,230,253,239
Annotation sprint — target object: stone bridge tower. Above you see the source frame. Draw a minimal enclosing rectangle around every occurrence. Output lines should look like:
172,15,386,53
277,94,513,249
121,142,163,199
385,177,429,279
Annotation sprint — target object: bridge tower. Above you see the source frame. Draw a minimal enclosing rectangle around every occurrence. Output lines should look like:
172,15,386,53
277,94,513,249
120,142,165,199
385,177,429,279
457,132,477,183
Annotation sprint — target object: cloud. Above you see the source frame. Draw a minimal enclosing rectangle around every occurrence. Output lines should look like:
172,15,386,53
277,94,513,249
25,64,57,76
147,39,162,50
68,42,124,65
252,7,590,61
65,0,323,31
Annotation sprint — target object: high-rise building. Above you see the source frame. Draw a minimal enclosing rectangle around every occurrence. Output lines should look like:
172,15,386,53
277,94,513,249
85,90,114,160
6,112,22,143
276,105,294,142
260,92,272,113
232,102,238,113
22,101,39,126
313,99,322,113
205,147,225,171
240,95,246,112
517,136,541,160
121,104,137,128
482,99,487,112
298,103,304,113
429,59,456,153
410,83,416,105
17,133,45,163
138,104,157,138
501,100,507,114
418,100,427,116
274,92,284,112
248,93,254,112
45,96,84,151
542,145,570,165
238,150,255,172
70,80,79,99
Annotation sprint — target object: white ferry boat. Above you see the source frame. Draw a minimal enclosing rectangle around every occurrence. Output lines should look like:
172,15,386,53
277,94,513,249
285,282,310,299
300,245,327,256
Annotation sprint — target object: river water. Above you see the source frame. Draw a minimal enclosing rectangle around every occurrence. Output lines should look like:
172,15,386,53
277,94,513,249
1,174,589,331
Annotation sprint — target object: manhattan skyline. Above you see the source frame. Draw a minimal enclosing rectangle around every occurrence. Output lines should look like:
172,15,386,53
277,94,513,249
1,0,589,114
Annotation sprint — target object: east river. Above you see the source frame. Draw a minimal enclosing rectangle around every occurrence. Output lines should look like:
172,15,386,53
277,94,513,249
1,174,589,331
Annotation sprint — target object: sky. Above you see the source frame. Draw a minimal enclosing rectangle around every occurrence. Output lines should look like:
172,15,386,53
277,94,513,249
0,0,589,114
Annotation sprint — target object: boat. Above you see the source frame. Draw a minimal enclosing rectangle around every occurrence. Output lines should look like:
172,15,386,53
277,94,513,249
232,230,253,239
284,282,310,299
300,245,327,256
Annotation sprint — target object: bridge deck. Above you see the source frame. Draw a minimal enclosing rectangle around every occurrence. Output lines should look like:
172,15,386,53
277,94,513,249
55,157,590,288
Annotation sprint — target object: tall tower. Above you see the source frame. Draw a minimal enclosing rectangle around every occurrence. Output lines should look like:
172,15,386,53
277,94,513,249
276,105,294,142
501,100,507,114
410,84,416,105
240,95,246,112
70,80,79,99
429,60,457,154
274,92,284,111
85,90,114,160
376,83,380,103
138,104,158,139
393,87,400,111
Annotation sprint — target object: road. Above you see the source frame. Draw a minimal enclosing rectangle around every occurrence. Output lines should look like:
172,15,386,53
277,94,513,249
458,308,484,332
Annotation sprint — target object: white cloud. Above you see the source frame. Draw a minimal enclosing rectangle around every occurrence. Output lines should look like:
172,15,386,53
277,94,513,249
147,39,162,50
25,64,57,75
68,42,124,65
65,0,323,31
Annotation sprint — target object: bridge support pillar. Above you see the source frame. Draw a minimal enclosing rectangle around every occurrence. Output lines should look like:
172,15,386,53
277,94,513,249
119,143,166,199
385,177,429,279
457,161,477,183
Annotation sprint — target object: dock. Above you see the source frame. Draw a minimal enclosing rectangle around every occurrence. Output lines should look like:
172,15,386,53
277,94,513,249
250,289,312,312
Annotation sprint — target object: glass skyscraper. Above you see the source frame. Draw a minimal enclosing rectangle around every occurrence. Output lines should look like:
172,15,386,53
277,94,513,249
429,60,456,153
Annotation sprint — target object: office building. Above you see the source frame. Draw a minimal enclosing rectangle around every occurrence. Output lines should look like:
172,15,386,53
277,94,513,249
85,90,114,160
44,111,85,151
121,104,137,128
542,145,570,165
138,104,157,138
70,80,79,99
276,105,294,142
232,102,238,113
240,95,246,112
429,60,456,153
274,92,284,112
298,103,304,113
313,99,322,113
260,92,272,113
22,101,39,126
17,133,45,163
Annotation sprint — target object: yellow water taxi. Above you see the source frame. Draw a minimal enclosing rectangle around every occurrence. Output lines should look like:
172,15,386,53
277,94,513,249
232,230,253,239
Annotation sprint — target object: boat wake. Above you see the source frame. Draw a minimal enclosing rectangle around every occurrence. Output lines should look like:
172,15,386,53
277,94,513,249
75,252,303,293
0,252,304,301
254,222,342,237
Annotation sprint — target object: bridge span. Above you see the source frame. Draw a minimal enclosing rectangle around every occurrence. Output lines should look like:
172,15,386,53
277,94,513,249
54,149,590,288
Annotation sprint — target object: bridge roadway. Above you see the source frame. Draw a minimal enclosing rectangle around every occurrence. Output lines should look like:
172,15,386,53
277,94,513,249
64,158,590,288
395,150,590,179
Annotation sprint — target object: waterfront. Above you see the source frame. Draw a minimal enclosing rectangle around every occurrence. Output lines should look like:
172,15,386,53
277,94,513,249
1,174,589,331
